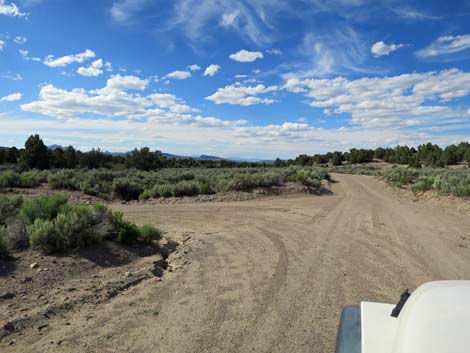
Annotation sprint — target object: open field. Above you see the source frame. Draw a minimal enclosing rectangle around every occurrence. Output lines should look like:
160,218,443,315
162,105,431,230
2,174,470,352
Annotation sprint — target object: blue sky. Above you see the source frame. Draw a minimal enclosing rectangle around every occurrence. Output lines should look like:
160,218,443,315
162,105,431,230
1,0,470,158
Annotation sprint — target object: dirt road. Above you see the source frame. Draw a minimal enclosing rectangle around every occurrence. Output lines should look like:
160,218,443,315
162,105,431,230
7,174,470,353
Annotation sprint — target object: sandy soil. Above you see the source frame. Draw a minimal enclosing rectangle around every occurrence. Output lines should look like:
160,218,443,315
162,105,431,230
2,174,470,353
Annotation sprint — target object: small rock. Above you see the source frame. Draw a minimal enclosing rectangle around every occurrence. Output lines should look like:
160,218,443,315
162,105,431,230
23,276,33,283
30,263,39,269
37,324,49,331
9,340,15,346
125,271,133,277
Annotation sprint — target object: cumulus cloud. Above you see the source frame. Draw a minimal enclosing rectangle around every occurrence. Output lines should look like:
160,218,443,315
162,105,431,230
77,59,105,77
0,92,22,102
0,40,5,50
229,49,264,62
166,70,192,80
203,64,220,77
371,41,406,57
44,49,96,68
283,68,470,128
206,83,277,106
188,64,201,71
0,0,26,17
417,35,470,58
13,36,26,44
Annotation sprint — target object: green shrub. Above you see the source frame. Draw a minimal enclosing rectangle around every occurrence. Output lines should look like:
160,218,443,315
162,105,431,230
47,170,77,189
20,193,69,224
112,211,140,244
139,224,162,243
173,180,201,196
433,172,470,197
0,196,23,224
18,171,42,188
112,178,143,201
28,218,64,253
411,176,435,193
0,226,8,258
0,171,20,188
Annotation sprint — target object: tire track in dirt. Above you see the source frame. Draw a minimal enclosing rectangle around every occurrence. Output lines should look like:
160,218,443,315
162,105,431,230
6,175,470,353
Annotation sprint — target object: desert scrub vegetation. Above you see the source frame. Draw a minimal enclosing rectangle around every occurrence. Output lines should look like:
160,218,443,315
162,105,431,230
0,170,48,188
0,194,162,256
381,167,470,197
0,166,331,201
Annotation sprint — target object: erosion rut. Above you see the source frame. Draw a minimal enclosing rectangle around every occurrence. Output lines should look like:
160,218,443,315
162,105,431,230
7,174,470,353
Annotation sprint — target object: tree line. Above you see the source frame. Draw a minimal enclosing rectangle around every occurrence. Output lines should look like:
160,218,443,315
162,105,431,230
287,143,470,168
1,135,469,171
0,135,270,170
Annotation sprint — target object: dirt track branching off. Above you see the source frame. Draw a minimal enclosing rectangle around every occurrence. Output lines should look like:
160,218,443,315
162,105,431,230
1,174,470,352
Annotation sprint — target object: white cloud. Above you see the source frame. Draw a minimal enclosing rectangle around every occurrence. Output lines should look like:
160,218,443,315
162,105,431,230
105,61,113,72
0,92,22,102
1,73,22,80
203,64,220,77
166,70,192,80
188,64,201,71
44,49,96,68
19,49,40,62
283,68,470,128
393,7,440,21
294,28,370,77
266,48,282,55
6,69,470,158
0,0,26,17
77,59,104,77
371,41,406,57
417,35,470,58
149,93,200,113
0,39,5,50
171,0,290,46
206,83,277,106
13,36,26,44
229,49,264,62
110,0,149,22
20,75,154,119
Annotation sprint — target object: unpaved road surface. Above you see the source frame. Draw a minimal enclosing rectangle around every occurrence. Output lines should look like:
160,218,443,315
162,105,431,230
5,174,470,353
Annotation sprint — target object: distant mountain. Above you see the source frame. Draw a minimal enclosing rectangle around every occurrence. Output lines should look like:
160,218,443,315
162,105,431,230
162,153,225,161
197,155,225,161
48,144,65,150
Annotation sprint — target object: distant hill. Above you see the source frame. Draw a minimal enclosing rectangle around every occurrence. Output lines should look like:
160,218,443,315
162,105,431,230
162,152,224,161
48,144,65,150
